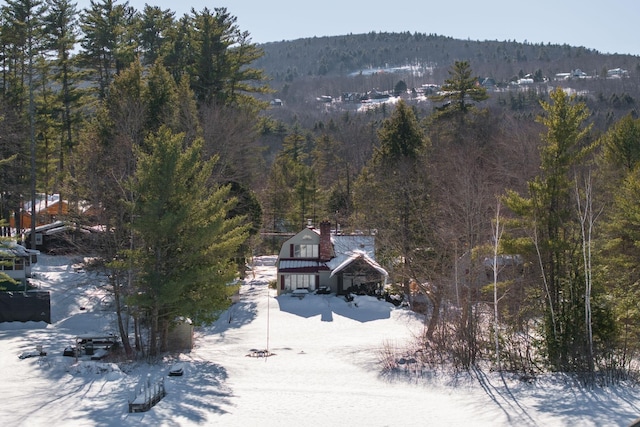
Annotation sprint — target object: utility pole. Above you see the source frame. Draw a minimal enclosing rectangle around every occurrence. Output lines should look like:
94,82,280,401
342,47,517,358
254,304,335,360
28,11,37,253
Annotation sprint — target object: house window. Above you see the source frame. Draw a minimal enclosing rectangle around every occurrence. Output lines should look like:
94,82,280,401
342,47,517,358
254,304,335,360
14,258,23,270
294,244,318,258
284,274,316,291
1,259,13,270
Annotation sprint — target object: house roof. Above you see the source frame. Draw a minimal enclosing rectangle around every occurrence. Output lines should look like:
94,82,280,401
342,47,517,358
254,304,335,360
327,250,388,278
0,241,39,258
278,260,329,272
22,194,93,215
23,221,95,238
279,260,324,269
23,194,65,214
331,235,375,258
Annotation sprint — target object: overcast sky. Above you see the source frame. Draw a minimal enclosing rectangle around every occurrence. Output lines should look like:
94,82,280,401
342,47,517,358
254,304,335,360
108,0,639,56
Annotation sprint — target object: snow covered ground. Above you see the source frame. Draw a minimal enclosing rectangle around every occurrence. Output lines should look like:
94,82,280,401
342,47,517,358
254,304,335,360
1,254,639,426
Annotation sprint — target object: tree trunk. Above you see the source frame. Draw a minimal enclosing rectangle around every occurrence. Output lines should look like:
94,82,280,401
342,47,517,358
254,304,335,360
113,273,133,357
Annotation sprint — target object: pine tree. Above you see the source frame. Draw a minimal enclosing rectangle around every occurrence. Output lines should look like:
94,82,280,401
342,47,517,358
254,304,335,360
130,127,248,356
138,4,174,66
430,60,488,118
79,0,137,99
181,7,268,107
353,100,433,306
599,153,640,372
143,59,178,133
601,113,640,175
503,87,599,371
44,0,87,201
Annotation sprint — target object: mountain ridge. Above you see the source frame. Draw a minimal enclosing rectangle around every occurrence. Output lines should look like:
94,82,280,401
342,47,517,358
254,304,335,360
253,31,639,86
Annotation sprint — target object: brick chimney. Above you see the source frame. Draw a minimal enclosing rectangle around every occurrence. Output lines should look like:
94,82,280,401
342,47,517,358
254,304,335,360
319,220,332,261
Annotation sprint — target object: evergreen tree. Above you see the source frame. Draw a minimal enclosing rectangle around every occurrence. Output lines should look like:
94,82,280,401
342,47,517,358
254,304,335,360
77,60,164,354
1,0,47,107
264,125,317,230
33,54,59,199
44,0,87,207
137,4,174,66
163,15,193,84
143,59,178,133
130,127,248,356
601,113,640,175
503,87,601,371
353,100,433,307
79,0,137,99
173,75,200,144
0,102,29,230
2,0,48,247
187,7,268,107
430,60,488,118
601,168,640,355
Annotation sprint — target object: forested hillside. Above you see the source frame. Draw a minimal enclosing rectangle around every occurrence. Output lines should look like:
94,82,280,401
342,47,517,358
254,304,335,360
255,32,640,84
1,1,640,381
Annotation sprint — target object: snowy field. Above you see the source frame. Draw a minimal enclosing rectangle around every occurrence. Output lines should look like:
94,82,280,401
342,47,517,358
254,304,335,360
1,254,639,426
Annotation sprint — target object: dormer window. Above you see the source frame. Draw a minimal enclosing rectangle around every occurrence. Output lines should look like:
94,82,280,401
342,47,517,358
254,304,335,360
293,244,318,258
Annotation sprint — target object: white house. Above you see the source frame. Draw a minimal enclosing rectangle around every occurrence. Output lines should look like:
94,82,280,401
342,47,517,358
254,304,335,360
276,220,388,296
0,241,39,290
607,68,629,78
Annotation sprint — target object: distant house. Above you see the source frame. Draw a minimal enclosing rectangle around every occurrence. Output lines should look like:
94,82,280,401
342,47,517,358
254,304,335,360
22,221,98,253
10,194,100,230
607,68,629,78
554,72,571,81
516,78,534,85
572,69,587,78
556,69,588,81
0,241,39,290
9,194,69,230
480,77,496,90
276,220,388,296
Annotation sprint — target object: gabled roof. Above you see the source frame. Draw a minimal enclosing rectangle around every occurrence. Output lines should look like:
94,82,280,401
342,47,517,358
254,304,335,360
22,194,93,215
327,250,388,278
282,227,320,245
23,194,64,214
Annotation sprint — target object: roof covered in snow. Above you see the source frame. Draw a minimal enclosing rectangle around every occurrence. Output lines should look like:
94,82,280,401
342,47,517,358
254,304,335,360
0,241,39,258
331,235,375,258
327,250,388,278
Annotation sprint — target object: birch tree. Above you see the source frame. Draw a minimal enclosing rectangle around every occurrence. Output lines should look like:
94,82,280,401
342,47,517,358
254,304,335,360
503,87,597,371
574,171,600,381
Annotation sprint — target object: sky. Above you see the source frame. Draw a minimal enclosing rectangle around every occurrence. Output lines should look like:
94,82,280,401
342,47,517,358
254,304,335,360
113,0,640,56
2,253,640,425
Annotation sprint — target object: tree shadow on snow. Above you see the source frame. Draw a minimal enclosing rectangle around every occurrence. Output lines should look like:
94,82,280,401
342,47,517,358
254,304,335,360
472,369,640,427
276,294,392,323
218,300,258,329
115,360,233,426
18,358,234,427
